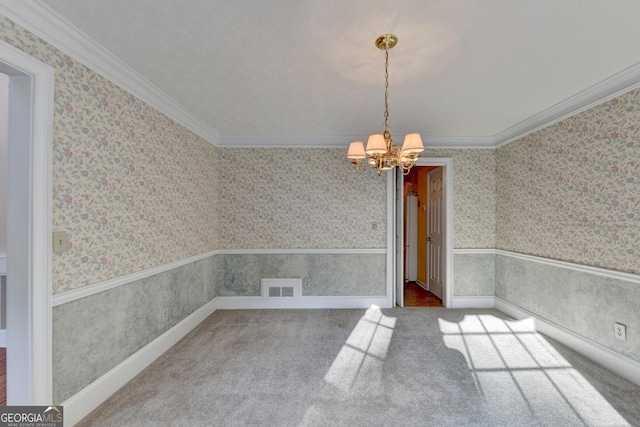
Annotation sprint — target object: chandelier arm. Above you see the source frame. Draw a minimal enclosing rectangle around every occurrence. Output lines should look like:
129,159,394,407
374,156,383,176
355,160,370,174
400,156,418,175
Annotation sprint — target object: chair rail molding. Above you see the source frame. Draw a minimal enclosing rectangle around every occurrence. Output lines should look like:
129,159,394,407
53,248,388,306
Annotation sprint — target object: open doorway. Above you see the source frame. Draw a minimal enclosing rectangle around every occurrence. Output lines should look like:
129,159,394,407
394,158,453,308
404,165,442,307
0,39,54,405
0,72,8,405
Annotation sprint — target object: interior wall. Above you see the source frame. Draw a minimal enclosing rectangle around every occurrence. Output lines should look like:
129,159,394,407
217,253,386,297
53,255,219,403
0,16,222,294
495,253,639,364
496,88,640,274
218,147,386,250
495,88,640,365
420,149,496,249
0,14,225,406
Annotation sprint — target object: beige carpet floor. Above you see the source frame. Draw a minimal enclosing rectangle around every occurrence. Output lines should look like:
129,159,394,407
78,308,640,426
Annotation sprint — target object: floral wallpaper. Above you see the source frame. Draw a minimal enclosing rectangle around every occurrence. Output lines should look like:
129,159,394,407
0,16,221,293
497,88,640,274
421,149,497,249
218,148,387,249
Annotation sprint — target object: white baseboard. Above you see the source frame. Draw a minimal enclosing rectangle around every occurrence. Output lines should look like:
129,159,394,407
451,296,496,309
0,329,5,347
217,296,391,309
495,297,640,387
61,298,218,427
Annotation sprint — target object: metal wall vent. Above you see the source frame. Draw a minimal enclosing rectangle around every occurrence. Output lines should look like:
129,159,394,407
261,278,302,299
267,286,294,297
268,286,281,298
281,286,294,297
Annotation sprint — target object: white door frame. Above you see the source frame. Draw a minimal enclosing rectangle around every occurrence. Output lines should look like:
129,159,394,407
386,172,395,307
0,39,54,405
387,158,453,308
395,169,404,307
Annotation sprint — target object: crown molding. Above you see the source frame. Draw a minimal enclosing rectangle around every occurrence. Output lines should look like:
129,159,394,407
494,61,640,147
201,61,640,149
218,134,497,149
0,0,219,145
2,1,640,150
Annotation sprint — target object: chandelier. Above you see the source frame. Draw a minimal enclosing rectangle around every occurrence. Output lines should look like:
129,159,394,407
347,34,424,176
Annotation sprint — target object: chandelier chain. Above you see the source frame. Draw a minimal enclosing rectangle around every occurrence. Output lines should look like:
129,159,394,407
384,48,389,132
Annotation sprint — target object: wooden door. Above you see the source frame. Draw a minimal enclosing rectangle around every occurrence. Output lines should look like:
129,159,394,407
416,167,428,286
427,167,444,300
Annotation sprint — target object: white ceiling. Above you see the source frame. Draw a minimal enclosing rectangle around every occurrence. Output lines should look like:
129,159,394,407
30,1,640,146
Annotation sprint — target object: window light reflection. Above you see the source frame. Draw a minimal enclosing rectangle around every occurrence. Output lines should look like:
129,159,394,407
324,305,396,392
439,315,629,426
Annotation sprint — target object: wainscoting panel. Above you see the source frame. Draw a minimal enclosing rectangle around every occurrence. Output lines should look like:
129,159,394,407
52,256,218,404
61,299,218,426
496,298,640,387
453,251,496,296
217,253,387,297
495,253,640,364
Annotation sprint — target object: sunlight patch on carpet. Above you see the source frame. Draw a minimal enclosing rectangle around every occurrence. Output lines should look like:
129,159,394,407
439,314,629,426
324,305,397,392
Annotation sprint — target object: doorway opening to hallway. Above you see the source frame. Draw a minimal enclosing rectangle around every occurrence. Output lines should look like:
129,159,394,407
394,158,452,308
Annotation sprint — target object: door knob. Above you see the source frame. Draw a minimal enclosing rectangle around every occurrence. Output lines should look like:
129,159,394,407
427,237,431,242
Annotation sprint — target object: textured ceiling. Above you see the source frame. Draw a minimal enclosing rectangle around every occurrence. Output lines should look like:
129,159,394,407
39,0,640,146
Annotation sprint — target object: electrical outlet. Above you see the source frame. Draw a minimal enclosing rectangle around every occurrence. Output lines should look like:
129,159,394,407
614,322,627,341
161,308,168,323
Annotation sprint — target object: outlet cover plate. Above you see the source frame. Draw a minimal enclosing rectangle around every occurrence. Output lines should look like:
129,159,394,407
614,322,627,341
52,230,68,253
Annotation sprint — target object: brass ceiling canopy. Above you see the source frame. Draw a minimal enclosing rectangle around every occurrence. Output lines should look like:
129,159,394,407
375,34,398,50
